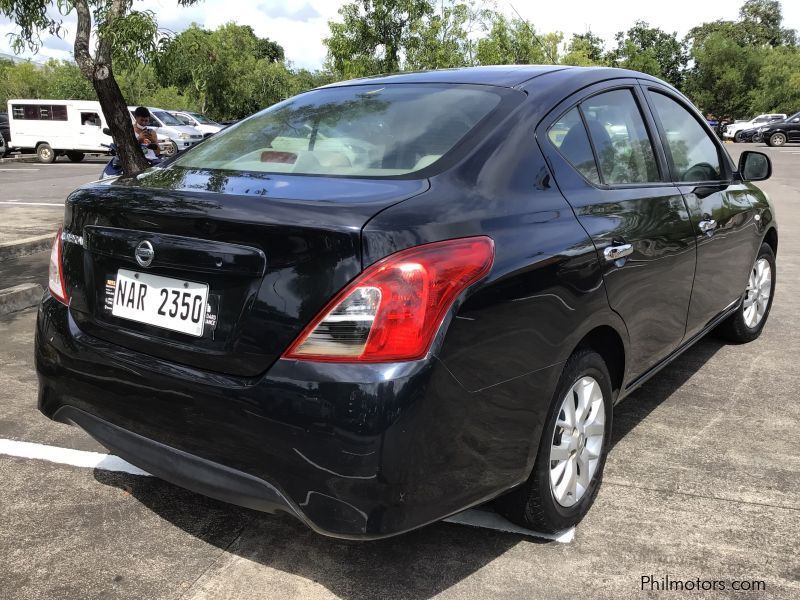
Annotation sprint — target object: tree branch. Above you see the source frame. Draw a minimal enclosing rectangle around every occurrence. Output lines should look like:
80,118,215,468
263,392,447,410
97,0,125,65
73,0,94,78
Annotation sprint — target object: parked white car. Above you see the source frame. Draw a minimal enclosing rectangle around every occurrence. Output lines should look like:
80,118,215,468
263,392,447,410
170,111,224,137
724,113,787,141
129,106,204,154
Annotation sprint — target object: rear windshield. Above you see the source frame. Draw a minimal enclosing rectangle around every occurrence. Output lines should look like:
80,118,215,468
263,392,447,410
173,84,503,177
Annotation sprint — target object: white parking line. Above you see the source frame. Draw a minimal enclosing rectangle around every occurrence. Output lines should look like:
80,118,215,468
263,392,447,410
0,201,64,206
0,168,40,171
0,437,574,542
0,439,148,475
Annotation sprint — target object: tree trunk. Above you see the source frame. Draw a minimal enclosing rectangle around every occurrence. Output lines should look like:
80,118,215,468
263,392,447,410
92,66,151,176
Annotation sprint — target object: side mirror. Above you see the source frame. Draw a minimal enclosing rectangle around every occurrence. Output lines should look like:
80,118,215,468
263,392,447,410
738,151,771,182
102,127,112,136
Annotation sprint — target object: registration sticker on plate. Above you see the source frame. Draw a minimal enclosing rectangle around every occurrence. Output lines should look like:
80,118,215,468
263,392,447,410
111,269,209,337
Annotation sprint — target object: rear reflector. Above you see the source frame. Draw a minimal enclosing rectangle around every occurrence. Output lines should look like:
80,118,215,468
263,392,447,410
284,237,494,362
48,227,68,305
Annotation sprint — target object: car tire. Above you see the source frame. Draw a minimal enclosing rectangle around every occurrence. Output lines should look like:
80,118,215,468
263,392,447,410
767,132,786,147
495,348,613,533
0,131,7,157
66,151,85,163
163,141,178,157
37,143,56,163
717,242,776,344
734,131,744,143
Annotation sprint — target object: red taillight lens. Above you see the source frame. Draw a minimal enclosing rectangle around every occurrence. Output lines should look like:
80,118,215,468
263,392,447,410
284,237,494,362
48,227,68,305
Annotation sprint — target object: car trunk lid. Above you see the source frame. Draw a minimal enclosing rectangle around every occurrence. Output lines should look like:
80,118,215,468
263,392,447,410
61,167,428,377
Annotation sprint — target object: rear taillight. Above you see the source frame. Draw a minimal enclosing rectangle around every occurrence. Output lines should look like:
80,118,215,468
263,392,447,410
284,237,494,363
48,227,68,305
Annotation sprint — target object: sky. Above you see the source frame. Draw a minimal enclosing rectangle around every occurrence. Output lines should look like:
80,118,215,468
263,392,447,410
1,0,800,70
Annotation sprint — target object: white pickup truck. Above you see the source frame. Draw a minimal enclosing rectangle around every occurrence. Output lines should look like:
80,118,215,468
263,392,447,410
724,113,786,141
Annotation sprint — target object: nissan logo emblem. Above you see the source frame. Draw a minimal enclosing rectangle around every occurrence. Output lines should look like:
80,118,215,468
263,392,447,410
135,240,155,268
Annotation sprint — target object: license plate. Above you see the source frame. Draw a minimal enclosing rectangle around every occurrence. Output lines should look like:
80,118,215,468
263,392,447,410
111,269,208,337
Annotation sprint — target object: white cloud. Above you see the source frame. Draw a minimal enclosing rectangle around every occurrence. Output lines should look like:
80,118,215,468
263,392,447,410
1,0,799,69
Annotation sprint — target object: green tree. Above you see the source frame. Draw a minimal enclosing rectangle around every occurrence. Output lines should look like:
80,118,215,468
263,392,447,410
287,69,337,96
608,21,687,88
684,31,763,118
156,23,290,120
739,0,796,46
42,60,95,99
475,13,560,65
0,60,48,106
685,19,747,50
749,46,800,115
0,59,94,107
0,0,202,175
256,36,285,63
325,0,433,78
561,32,606,66
405,1,486,69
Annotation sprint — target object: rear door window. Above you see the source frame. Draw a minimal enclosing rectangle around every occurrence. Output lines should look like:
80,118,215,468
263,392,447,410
548,107,601,185
580,89,660,184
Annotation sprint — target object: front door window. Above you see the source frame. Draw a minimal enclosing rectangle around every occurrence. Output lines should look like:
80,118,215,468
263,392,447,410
648,93,723,182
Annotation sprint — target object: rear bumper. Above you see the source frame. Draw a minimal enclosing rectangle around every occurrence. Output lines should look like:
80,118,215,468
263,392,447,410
53,405,301,517
35,295,561,538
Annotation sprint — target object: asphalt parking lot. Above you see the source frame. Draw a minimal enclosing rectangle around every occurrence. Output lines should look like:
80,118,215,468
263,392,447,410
1,145,799,599
0,158,107,243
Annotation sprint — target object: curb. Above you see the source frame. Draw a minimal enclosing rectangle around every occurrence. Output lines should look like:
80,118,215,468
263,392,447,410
0,234,54,260
0,283,43,316
0,154,39,164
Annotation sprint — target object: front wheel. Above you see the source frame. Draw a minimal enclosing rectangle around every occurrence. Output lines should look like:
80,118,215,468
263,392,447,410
734,131,744,143
495,349,613,533
0,131,8,157
162,140,178,157
768,132,786,147
717,243,776,343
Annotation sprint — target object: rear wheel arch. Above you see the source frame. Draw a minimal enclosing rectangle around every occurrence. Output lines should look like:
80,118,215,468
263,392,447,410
763,226,778,255
572,325,626,398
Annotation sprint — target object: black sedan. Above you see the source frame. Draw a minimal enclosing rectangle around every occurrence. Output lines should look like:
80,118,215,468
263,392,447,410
734,126,763,143
36,66,778,539
760,111,800,146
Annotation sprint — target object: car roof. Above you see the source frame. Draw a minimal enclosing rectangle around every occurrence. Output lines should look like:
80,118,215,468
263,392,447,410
321,65,665,89
6,99,103,111
322,65,564,88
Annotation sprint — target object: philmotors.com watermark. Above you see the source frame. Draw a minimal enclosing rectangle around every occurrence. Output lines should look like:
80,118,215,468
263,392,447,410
641,575,766,593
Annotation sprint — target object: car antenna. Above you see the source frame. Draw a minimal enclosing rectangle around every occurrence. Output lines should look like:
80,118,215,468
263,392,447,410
509,3,559,65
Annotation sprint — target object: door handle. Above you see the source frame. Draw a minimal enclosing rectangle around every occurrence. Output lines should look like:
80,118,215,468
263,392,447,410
604,243,633,262
698,219,717,233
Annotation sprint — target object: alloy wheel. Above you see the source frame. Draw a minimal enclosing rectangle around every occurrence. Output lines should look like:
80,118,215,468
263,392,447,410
163,141,178,156
549,376,606,507
743,257,772,328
